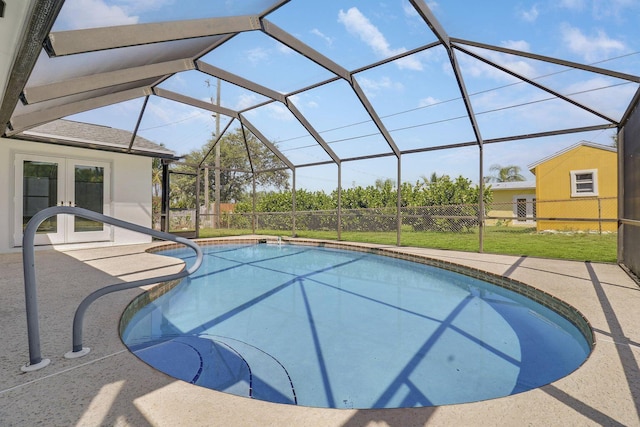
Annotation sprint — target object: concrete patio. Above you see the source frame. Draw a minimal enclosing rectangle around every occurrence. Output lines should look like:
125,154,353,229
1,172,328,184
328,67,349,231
1,237,639,426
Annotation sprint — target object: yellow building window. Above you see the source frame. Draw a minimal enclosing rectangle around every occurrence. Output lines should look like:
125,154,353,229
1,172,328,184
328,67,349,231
570,169,598,197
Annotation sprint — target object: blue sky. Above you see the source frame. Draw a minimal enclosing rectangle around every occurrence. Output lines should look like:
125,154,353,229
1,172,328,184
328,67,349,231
51,0,639,191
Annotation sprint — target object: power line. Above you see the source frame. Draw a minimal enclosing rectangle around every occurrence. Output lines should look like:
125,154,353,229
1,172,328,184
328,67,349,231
277,50,639,148
136,50,638,149
279,79,636,153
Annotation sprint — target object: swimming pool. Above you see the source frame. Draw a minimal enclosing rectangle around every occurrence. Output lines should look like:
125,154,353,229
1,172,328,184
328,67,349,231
121,242,592,409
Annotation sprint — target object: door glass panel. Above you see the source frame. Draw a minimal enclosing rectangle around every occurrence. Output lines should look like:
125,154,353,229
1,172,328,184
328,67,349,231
23,161,58,234
74,165,104,232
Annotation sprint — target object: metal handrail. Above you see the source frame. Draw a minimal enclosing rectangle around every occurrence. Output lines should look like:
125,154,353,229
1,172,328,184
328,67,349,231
21,206,203,372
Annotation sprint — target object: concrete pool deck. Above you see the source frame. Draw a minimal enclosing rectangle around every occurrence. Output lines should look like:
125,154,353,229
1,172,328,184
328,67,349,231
1,237,639,426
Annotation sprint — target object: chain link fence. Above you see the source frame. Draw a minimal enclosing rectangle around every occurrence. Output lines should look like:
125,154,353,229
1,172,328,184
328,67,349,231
487,197,617,233
167,197,617,236
402,205,480,233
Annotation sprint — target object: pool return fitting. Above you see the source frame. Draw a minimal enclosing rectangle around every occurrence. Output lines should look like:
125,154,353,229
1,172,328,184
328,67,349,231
21,206,203,372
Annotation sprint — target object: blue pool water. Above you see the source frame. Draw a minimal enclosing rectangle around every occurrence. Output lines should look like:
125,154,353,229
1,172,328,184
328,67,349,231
121,243,591,409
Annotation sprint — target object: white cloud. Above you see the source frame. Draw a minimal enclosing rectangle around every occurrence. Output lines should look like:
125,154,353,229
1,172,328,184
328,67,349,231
502,40,531,52
592,0,637,20
143,100,210,133
564,76,636,118
338,7,396,57
247,42,294,64
266,103,294,121
418,96,440,107
338,7,423,71
396,56,425,71
277,44,295,55
289,94,319,112
311,28,334,46
236,93,261,111
357,76,404,97
561,25,626,62
57,0,138,29
402,2,419,17
558,0,586,10
113,0,174,15
520,4,540,22
459,44,537,83
162,73,187,91
403,1,438,17
519,5,539,22
246,47,270,65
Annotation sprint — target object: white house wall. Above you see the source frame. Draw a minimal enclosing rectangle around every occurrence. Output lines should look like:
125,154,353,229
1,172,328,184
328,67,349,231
0,136,153,253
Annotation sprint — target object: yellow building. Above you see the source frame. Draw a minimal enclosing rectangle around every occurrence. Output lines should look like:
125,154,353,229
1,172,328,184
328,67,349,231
487,182,536,227
528,141,617,232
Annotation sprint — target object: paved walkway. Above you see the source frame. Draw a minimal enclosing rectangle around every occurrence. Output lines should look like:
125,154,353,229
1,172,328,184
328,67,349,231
1,237,639,426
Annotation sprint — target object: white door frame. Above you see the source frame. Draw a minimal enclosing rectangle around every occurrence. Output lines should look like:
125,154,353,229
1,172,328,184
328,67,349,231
14,153,112,246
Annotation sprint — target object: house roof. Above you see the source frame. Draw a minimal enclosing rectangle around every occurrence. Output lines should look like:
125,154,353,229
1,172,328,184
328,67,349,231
489,181,536,191
16,119,177,158
528,141,617,172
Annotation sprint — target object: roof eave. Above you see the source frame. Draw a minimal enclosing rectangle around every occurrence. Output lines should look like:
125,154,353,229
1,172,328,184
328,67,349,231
12,132,179,159
527,141,617,171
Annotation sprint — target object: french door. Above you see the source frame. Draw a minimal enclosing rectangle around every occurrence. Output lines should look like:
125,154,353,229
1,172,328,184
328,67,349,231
15,154,112,246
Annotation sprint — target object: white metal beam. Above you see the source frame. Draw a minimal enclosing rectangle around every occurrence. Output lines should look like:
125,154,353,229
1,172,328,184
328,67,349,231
261,19,352,82
196,60,286,103
153,87,239,119
241,116,295,170
456,45,618,124
351,78,401,158
46,15,261,56
22,59,195,104
408,0,450,47
9,87,150,134
0,0,64,136
452,38,640,83
286,98,340,164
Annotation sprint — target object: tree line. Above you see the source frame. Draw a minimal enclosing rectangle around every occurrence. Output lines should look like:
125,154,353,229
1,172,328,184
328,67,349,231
155,128,536,212
235,175,492,213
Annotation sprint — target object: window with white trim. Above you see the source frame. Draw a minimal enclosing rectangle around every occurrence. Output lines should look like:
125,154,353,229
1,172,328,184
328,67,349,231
570,169,598,197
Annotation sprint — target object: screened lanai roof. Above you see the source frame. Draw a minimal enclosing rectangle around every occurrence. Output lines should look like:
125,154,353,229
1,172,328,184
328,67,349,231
1,0,639,177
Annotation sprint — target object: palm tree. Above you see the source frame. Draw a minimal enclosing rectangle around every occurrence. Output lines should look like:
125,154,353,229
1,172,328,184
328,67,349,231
421,172,441,184
485,164,526,183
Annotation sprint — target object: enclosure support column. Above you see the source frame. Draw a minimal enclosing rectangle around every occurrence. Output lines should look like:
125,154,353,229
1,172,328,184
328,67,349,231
397,156,402,247
292,168,296,237
478,145,484,253
204,166,209,228
195,167,201,238
215,79,221,230
338,163,342,241
617,126,624,263
161,160,170,233
252,173,256,234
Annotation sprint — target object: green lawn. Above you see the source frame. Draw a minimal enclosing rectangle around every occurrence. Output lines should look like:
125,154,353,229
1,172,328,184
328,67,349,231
198,226,618,263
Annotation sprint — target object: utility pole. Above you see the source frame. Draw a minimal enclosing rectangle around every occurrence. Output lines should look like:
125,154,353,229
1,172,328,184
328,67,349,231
215,78,221,229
